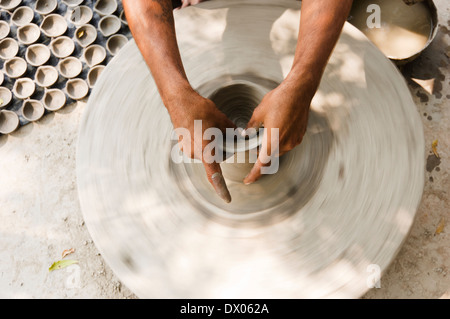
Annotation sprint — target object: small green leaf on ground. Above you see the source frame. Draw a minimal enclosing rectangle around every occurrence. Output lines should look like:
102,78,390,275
49,260,78,272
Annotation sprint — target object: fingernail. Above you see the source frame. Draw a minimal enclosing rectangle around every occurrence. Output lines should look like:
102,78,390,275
211,172,232,203
243,174,253,185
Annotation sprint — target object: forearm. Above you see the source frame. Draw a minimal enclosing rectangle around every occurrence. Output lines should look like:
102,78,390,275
123,0,192,110
285,0,353,100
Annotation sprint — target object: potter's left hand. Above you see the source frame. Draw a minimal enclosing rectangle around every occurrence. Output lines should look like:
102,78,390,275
243,80,313,185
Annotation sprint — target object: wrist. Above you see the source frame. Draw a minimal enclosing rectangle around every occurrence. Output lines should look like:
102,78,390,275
162,84,205,128
280,70,319,104
160,81,195,111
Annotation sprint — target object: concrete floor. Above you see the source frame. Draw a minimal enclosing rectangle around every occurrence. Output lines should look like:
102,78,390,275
0,1,448,298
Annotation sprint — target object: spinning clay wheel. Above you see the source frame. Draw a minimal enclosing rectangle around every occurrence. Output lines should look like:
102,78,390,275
77,0,425,298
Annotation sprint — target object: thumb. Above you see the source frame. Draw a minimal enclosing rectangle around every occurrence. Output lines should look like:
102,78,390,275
203,161,231,203
245,113,262,131
242,111,263,138
181,0,190,8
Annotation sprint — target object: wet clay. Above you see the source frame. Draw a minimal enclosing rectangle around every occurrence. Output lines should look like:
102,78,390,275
350,0,432,59
77,0,424,299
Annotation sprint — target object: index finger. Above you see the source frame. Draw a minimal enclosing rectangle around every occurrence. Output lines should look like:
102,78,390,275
203,161,232,203
243,128,274,185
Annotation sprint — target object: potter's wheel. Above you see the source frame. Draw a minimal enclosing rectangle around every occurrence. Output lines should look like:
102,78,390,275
76,0,424,298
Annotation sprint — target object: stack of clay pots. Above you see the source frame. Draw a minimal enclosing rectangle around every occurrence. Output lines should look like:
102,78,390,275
0,0,130,135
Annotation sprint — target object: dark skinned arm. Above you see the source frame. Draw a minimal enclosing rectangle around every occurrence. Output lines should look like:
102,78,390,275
244,0,353,184
123,0,235,203
123,0,353,198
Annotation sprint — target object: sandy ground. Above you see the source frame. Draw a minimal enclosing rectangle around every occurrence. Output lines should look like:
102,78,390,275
0,1,448,298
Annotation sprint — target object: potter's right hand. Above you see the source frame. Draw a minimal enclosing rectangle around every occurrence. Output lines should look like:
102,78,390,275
167,87,236,203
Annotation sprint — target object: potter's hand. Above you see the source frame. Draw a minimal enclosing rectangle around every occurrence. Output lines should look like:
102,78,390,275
243,0,352,184
243,82,311,185
124,0,235,202
170,88,236,203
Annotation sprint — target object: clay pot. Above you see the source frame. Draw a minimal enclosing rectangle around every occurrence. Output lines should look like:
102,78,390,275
0,20,10,40
0,110,20,135
209,81,267,157
119,10,127,26
69,5,93,26
74,24,97,48
0,0,22,11
25,43,51,67
98,15,121,37
62,0,83,7
13,77,35,99
4,56,27,78
21,99,45,122
0,86,12,108
106,34,127,56
35,0,58,15
40,13,68,37
94,0,117,16
50,36,75,58
65,78,88,100
42,88,66,111
87,65,105,88
0,37,19,59
35,65,58,88
17,23,40,45
57,56,82,79
83,44,106,67
11,5,34,26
